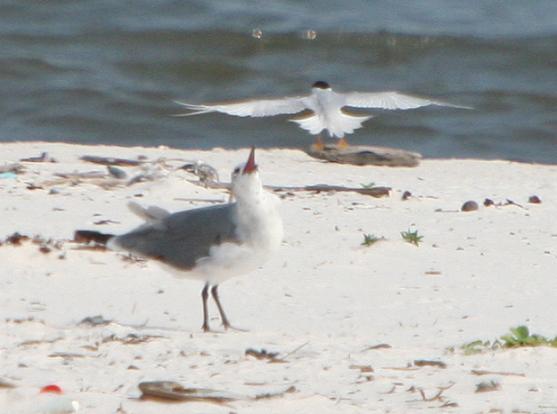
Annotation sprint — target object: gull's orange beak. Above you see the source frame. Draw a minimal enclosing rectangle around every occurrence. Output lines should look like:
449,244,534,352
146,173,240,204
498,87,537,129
243,147,257,174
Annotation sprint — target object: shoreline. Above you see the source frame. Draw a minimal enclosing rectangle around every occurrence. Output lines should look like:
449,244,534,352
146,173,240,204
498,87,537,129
1,140,555,166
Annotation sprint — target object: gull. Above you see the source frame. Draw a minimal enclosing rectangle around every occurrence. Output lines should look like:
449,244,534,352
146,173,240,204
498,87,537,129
174,81,470,148
75,148,283,332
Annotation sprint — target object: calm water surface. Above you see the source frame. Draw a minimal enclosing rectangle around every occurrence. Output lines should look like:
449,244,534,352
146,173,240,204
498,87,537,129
1,1,556,163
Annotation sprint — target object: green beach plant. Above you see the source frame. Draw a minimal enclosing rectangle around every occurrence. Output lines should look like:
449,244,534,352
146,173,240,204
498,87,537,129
500,325,557,348
458,325,557,355
401,229,423,246
360,182,376,189
361,233,383,247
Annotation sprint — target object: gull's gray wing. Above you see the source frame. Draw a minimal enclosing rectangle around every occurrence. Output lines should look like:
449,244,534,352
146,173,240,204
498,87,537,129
127,201,170,223
111,203,238,270
174,96,308,117
343,91,471,110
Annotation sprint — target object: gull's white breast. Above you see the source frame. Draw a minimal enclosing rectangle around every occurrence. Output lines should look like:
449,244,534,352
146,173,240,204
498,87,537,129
177,192,283,285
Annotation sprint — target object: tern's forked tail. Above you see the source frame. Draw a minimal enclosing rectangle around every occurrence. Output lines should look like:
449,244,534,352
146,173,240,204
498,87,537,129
290,111,373,138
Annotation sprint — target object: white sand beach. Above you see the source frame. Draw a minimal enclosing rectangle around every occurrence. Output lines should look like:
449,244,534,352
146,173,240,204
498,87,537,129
1,142,557,413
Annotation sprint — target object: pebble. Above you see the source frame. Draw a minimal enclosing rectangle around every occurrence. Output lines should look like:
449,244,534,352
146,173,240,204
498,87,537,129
461,200,479,212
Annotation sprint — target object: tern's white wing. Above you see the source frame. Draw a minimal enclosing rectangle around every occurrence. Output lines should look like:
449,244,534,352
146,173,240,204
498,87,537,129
174,96,308,118
343,91,471,110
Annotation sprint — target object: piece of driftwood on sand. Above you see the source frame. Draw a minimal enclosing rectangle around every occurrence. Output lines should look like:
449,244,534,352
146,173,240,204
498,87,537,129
305,144,421,167
80,155,145,166
138,381,296,405
194,180,391,198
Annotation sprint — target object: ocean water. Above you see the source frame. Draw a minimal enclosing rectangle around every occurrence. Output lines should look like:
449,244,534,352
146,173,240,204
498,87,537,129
1,0,556,163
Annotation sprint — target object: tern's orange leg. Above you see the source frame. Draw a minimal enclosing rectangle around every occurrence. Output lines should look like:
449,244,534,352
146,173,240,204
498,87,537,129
337,137,349,149
311,135,325,151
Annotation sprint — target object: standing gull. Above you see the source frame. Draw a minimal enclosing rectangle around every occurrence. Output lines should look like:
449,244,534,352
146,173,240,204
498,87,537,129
175,81,470,147
75,148,282,331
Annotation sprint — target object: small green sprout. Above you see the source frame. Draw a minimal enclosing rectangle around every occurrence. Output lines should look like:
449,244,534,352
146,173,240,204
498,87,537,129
401,229,423,246
360,182,376,189
361,233,383,247
460,339,498,355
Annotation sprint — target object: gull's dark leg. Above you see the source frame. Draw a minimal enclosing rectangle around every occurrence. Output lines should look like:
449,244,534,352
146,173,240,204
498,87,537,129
211,285,231,330
201,283,210,332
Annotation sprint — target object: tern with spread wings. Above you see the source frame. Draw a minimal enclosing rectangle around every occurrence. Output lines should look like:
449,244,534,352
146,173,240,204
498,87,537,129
175,81,470,148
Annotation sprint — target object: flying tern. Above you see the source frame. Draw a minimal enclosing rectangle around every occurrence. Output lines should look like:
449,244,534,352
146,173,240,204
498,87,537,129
175,81,470,147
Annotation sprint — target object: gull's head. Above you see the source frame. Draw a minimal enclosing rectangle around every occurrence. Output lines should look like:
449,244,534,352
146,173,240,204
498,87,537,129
312,80,331,90
231,147,262,201
39,385,80,412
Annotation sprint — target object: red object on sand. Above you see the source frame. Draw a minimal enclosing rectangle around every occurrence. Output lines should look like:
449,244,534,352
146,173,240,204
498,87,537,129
40,384,63,394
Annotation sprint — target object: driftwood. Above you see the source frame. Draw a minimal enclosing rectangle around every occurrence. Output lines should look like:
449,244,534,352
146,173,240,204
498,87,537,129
37,165,168,189
470,369,526,377
0,379,15,389
138,381,296,405
306,144,421,167
0,163,25,174
74,230,113,245
54,171,107,179
195,181,390,198
245,348,284,363
414,359,447,369
20,152,57,163
296,184,390,197
80,155,144,166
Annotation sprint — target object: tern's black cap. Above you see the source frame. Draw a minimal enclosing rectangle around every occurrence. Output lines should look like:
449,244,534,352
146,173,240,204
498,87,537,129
312,81,330,89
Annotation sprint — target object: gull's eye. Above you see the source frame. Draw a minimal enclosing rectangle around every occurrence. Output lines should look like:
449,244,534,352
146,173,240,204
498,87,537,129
233,167,241,174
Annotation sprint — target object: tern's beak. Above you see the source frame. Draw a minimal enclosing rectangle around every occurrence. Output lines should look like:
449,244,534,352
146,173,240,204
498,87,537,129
243,147,257,174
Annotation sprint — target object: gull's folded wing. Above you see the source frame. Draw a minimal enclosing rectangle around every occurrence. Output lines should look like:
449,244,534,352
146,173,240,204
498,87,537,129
174,96,308,117
128,201,170,223
111,204,238,270
343,91,471,110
